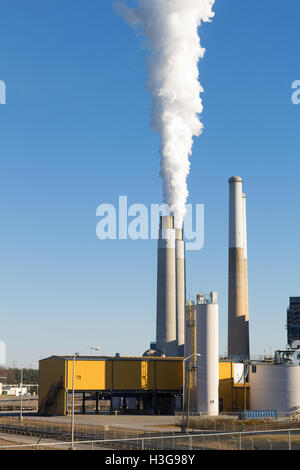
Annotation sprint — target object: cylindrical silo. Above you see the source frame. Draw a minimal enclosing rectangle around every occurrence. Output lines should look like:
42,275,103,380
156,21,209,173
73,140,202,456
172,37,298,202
156,215,177,356
196,302,219,416
228,176,249,359
176,228,185,357
250,363,300,413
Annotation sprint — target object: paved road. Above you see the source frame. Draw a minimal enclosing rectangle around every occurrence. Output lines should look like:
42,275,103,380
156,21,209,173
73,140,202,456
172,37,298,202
30,413,178,432
0,411,179,432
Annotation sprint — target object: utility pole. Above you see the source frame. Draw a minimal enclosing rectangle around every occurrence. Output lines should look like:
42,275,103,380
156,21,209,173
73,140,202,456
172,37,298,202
70,346,100,450
243,361,247,417
19,369,23,422
181,353,201,432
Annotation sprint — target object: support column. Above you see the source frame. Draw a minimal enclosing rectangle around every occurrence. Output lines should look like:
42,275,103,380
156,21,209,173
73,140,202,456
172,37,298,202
95,392,99,414
82,392,86,414
153,391,157,415
110,392,113,415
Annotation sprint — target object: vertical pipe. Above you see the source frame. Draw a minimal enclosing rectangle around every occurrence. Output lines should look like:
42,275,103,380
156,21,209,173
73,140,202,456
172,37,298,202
82,391,86,414
66,360,69,416
181,359,186,431
191,305,197,412
71,355,75,448
176,228,185,356
95,392,99,414
184,302,197,410
184,302,192,359
156,215,177,356
153,360,157,415
110,360,114,414
228,176,249,359
187,362,191,427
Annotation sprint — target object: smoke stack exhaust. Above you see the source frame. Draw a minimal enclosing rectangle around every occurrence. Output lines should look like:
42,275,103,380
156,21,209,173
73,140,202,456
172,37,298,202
176,228,185,356
116,0,215,228
228,177,250,359
156,215,177,356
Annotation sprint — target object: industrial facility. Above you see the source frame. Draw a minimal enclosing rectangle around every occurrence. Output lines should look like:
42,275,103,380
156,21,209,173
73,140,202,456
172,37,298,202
38,176,300,418
38,355,249,416
287,297,300,346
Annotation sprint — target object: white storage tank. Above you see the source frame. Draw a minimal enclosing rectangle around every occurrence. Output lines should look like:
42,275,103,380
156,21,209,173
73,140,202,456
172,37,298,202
250,363,300,413
196,301,219,416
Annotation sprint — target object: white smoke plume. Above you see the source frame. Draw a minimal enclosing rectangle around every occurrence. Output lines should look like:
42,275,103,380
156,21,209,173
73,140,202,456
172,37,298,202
115,0,215,227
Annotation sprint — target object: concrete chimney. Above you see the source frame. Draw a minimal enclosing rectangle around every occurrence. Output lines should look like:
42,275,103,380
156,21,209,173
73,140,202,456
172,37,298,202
228,177,250,359
156,215,177,356
176,228,185,357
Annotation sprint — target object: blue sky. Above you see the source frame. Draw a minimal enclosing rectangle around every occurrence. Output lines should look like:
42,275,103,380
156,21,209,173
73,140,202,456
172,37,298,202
0,0,299,367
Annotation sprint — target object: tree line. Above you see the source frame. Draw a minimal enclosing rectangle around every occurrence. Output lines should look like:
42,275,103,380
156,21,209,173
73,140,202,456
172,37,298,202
0,367,39,384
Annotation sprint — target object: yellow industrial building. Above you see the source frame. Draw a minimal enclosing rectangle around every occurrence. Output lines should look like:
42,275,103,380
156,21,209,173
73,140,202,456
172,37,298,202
38,356,249,416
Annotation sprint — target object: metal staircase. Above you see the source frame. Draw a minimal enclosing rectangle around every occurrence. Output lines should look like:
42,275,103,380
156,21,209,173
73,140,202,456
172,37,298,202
39,379,63,415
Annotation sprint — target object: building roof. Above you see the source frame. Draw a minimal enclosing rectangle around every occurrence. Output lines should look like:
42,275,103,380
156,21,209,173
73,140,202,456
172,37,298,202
39,355,183,363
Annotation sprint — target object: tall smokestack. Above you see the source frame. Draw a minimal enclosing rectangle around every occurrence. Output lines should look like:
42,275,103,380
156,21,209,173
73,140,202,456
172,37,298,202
228,177,249,359
156,215,177,356
176,228,185,356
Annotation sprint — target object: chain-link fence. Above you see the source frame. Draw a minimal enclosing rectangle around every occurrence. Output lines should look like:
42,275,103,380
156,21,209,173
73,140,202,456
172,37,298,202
175,411,300,433
0,428,300,450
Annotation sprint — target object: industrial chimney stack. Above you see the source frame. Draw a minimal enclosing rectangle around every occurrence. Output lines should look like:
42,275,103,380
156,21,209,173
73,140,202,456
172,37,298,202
228,177,250,359
176,228,185,356
156,215,177,356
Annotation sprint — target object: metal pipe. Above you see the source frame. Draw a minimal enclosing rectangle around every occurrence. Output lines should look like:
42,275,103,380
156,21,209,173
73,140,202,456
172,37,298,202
71,354,76,449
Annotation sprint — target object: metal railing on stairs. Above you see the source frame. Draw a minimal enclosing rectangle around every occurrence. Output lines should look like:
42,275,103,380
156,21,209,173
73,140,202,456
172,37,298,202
38,379,63,415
